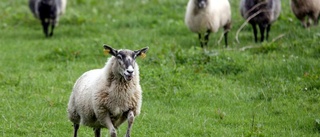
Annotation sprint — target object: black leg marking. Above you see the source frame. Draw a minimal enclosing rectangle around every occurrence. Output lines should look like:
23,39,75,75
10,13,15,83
73,123,79,137
198,33,204,48
204,30,211,47
41,19,49,37
266,24,271,41
49,23,55,37
224,31,228,47
94,128,101,137
258,24,266,42
251,23,258,42
223,23,231,48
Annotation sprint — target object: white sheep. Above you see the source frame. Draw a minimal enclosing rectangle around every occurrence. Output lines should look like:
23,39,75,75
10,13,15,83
185,0,232,47
29,0,67,37
67,45,149,137
240,0,281,42
291,0,320,28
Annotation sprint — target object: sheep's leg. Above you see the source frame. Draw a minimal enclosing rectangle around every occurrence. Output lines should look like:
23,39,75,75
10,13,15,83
314,12,320,26
114,112,128,128
100,113,117,137
41,19,49,37
49,20,56,37
73,123,79,137
307,17,312,27
251,23,258,42
94,128,101,137
266,24,271,41
311,13,319,26
204,30,211,47
49,24,55,37
198,33,204,48
125,111,135,137
223,31,228,48
299,16,308,28
223,22,231,47
258,24,266,42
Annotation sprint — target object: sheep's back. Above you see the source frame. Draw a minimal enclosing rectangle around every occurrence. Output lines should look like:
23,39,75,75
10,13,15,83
28,0,67,18
207,0,231,32
291,0,320,17
185,0,231,33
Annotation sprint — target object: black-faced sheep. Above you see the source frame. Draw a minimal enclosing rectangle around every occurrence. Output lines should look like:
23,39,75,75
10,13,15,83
67,45,148,137
291,0,320,28
185,0,232,48
240,0,281,42
29,0,67,37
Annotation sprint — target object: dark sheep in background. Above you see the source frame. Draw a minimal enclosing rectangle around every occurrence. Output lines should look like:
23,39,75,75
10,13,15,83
29,0,67,37
240,0,281,42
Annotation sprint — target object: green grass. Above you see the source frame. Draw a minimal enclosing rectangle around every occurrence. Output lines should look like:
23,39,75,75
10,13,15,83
1,0,320,136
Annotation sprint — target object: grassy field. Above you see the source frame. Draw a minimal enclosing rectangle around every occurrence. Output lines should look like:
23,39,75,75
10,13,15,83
1,0,320,136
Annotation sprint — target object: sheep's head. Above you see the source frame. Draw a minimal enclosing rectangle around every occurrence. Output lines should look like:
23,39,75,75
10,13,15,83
195,0,208,9
103,45,149,81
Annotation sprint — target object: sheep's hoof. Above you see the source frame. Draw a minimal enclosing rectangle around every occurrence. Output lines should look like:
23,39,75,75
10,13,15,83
111,132,117,137
110,129,117,137
49,32,54,37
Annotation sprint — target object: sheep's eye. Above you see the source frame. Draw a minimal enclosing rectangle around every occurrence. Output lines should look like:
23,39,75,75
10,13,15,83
117,55,122,60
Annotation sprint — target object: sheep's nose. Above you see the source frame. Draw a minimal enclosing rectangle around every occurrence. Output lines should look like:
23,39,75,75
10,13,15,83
198,1,206,8
127,69,134,74
126,66,134,75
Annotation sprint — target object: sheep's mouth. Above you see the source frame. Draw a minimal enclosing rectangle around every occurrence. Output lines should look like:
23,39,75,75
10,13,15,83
124,74,133,81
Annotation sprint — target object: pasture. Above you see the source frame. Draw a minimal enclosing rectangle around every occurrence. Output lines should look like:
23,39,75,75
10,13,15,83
0,0,320,136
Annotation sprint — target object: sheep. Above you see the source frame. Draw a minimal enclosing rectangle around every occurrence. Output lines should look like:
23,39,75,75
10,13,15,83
240,0,281,42
290,0,320,28
67,45,148,137
185,0,232,48
28,0,67,37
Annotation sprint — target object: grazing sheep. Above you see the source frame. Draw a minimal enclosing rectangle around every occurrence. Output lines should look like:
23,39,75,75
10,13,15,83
291,0,320,28
29,0,67,37
67,45,148,137
185,0,232,47
240,0,281,42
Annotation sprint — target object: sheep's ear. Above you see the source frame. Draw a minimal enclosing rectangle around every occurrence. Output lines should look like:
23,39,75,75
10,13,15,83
103,45,118,56
134,47,149,59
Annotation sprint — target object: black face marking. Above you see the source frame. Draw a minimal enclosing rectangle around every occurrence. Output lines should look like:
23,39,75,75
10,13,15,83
103,46,148,81
117,53,124,60
115,50,137,81
196,0,207,9
117,50,136,69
